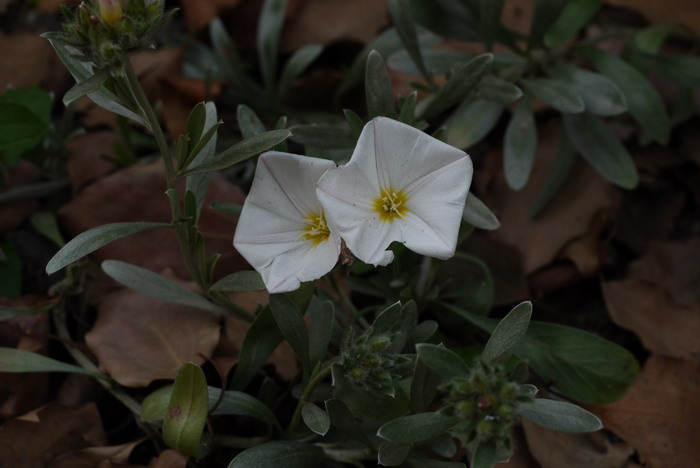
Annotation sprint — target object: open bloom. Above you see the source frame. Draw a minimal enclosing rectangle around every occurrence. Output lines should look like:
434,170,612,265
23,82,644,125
233,152,341,293
317,117,472,266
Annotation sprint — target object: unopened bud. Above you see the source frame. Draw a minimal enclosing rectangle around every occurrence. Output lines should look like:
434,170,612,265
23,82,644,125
99,0,124,26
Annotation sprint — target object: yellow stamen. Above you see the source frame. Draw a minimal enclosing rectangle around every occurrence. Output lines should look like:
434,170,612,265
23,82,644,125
301,212,331,246
373,187,408,222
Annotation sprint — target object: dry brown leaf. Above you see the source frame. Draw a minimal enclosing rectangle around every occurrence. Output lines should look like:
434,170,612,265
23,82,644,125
85,274,221,387
147,449,188,468
50,440,142,468
0,402,106,467
495,425,540,467
180,0,242,33
522,420,633,468
281,0,389,52
603,0,700,34
0,33,65,91
590,356,700,468
58,159,247,281
484,122,619,274
603,278,700,360
0,161,42,235
67,131,120,191
562,209,613,276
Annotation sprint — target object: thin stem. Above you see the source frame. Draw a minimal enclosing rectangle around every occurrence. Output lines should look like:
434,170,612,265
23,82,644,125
286,363,334,434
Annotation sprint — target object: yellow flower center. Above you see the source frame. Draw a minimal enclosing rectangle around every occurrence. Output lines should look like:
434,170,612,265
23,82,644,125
373,187,409,222
301,212,331,246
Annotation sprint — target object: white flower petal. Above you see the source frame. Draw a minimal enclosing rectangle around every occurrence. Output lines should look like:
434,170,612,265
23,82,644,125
234,152,340,293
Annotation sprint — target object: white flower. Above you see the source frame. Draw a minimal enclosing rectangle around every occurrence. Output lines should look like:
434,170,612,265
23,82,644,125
316,117,472,266
233,152,341,293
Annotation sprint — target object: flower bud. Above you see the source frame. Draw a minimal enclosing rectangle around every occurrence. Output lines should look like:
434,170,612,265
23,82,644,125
99,0,124,26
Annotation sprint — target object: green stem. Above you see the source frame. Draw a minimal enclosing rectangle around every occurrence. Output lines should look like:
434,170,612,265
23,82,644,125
286,363,334,434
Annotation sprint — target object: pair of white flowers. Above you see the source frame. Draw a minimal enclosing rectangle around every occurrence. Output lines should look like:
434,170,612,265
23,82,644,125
233,117,473,293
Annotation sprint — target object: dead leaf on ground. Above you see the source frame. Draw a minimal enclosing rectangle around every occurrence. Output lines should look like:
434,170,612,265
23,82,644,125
603,278,700,360
50,440,142,468
522,419,633,468
0,33,65,91
281,0,389,52
0,402,106,467
495,425,540,467
0,161,42,235
58,159,247,281
148,449,188,468
66,131,120,191
590,356,700,468
85,272,221,387
483,122,620,274
603,0,700,34
180,0,242,33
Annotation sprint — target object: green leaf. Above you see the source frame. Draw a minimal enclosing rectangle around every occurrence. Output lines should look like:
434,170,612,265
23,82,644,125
462,192,501,230
366,50,396,119
416,343,471,379
0,87,52,161
444,98,504,149
30,211,65,248
301,402,331,436
183,129,292,175
389,0,430,80
377,412,457,443
62,68,110,106
270,294,311,377
563,112,638,189
481,301,532,364
326,398,375,448
278,44,323,98
443,304,639,404
430,434,458,458
101,260,225,315
141,385,174,421
471,439,497,468
410,0,480,41
653,55,700,88
398,91,418,124
517,398,603,432
582,47,670,144
475,76,522,104
631,23,675,55
0,347,107,380
210,271,266,292
290,125,357,149
520,78,584,113
228,441,324,468
388,49,471,76
530,129,576,218
231,306,283,390
209,387,281,431
547,63,627,116
43,32,144,125
410,356,441,413
332,364,410,421
237,104,266,139
46,222,170,274
378,441,411,466
184,103,220,216
424,54,493,118
163,363,210,457
257,0,288,88
503,95,537,190
543,0,601,48
308,299,335,367
479,0,505,50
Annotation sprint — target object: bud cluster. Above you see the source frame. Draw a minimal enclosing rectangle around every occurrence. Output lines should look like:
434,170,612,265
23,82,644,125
443,362,534,445
60,0,173,68
339,333,412,393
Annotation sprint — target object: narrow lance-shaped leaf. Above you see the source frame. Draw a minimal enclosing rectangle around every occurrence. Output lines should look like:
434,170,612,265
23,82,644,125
230,306,283,390
228,441,324,468
278,43,323,98
582,47,670,144
472,440,497,468
563,112,638,189
479,0,505,51
377,412,457,443
308,299,334,367
182,129,292,175
444,98,504,150
185,101,220,216
301,402,331,436
269,294,311,377
504,95,537,190
46,222,170,274
546,62,627,116
517,398,603,433
520,78,584,113
424,54,493,118
416,343,471,379
210,271,265,292
543,0,601,48
163,363,209,457
257,0,288,88
462,191,501,230
237,104,266,139
389,0,431,80
101,260,226,315
62,68,110,106
365,50,396,118
481,301,532,364
475,76,523,105
0,347,108,380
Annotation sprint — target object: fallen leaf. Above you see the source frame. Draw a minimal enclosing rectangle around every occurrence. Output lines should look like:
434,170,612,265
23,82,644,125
562,209,613,276
66,131,120,191
58,159,247,281
50,440,142,468
0,33,64,91
603,0,700,34
484,122,620,274
85,273,221,387
522,419,633,468
590,356,700,468
281,0,389,52
495,425,540,467
180,0,242,33
0,161,42,235
0,402,106,467
148,449,188,468
603,278,700,360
